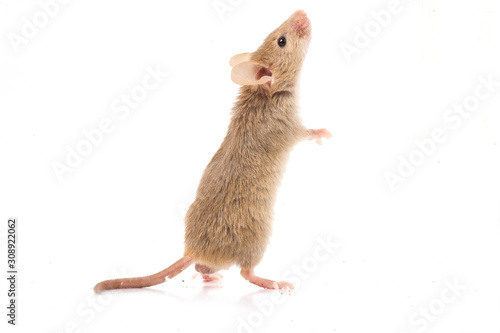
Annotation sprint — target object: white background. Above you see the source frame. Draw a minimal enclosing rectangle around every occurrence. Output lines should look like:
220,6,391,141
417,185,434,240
1,0,500,332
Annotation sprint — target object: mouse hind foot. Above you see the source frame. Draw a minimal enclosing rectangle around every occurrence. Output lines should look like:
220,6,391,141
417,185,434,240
191,272,224,281
240,268,294,290
201,273,223,281
193,263,223,281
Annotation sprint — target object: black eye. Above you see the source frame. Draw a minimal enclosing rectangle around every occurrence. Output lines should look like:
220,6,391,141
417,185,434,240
277,36,286,47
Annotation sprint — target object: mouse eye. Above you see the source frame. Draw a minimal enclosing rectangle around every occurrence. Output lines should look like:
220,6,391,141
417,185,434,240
277,36,286,48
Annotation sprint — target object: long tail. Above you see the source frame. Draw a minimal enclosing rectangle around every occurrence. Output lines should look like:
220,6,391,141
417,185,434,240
94,256,193,294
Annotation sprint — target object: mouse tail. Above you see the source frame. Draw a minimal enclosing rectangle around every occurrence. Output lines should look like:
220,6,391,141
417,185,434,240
94,256,193,294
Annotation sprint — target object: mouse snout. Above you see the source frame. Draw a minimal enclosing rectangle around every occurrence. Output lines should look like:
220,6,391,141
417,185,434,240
291,10,311,38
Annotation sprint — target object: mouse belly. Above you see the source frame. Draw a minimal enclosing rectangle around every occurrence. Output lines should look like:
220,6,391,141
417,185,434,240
183,192,274,270
183,154,287,271
183,132,296,270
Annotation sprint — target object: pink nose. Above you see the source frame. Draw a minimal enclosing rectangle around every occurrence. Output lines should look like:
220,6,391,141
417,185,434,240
295,10,307,18
291,10,311,37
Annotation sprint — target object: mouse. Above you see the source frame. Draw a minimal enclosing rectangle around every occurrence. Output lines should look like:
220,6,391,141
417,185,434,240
94,9,331,293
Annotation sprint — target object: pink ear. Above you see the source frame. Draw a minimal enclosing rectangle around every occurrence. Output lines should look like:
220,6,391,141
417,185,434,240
231,61,272,86
229,52,252,67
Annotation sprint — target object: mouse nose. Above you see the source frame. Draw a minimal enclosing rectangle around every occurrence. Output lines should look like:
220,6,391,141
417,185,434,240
294,10,307,18
291,10,311,38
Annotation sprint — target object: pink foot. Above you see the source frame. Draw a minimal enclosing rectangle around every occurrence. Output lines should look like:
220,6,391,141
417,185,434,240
201,273,223,282
306,128,332,145
276,281,294,290
192,272,223,282
241,268,294,290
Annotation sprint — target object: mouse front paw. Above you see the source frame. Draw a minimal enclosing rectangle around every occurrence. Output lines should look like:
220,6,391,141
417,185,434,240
306,128,332,145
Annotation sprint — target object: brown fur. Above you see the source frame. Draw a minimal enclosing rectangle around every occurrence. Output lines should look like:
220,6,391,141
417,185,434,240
93,10,329,293
184,11,311,270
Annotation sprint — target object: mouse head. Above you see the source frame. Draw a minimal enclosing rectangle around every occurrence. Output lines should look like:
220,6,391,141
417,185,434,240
230,10,311,92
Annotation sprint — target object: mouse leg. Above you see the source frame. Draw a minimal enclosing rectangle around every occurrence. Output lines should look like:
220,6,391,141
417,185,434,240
305,128,332,145
240,268,294,290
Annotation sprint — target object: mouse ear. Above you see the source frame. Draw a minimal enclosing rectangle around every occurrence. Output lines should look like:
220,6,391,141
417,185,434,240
229,52,252,67
231,61,272,86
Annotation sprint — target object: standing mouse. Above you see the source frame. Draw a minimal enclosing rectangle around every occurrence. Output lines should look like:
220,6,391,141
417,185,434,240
94,9,331,293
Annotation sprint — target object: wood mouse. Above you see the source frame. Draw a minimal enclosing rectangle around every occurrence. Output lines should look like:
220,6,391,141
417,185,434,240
94,9,331,293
